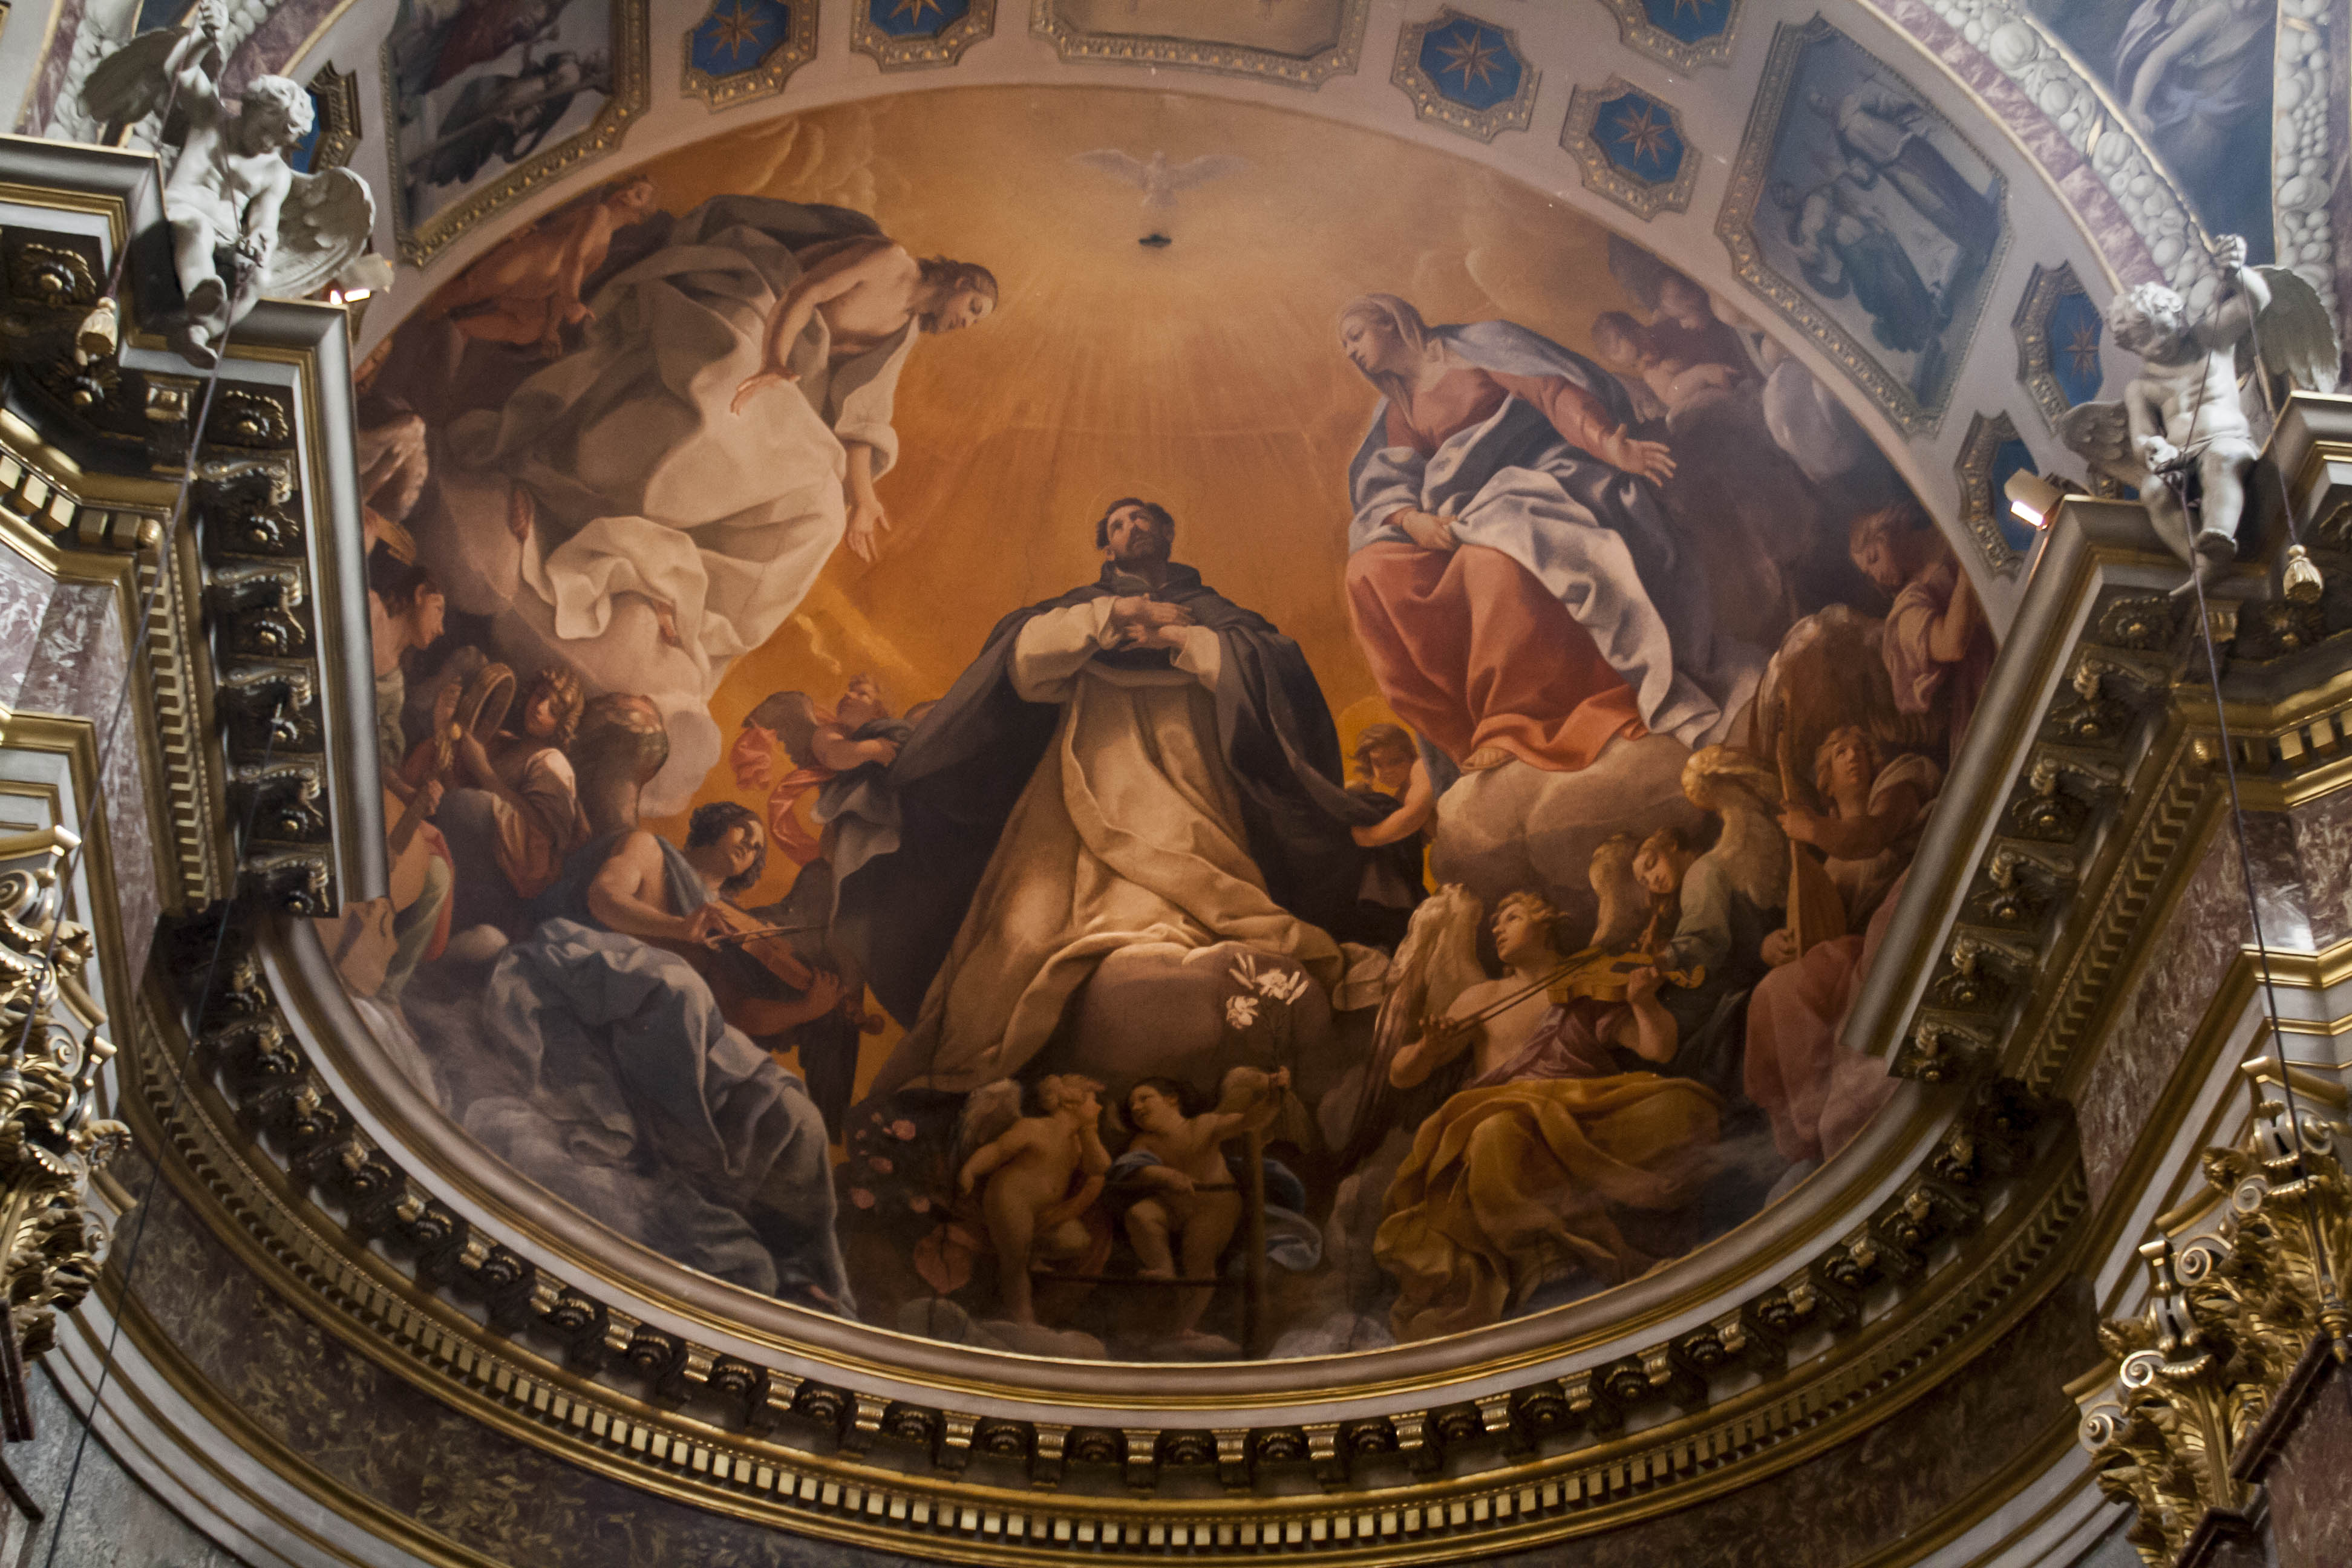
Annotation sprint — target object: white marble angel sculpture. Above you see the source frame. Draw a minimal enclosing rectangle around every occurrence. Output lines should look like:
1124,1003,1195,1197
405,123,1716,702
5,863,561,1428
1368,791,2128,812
2057,235,2339,589
80,0,373,367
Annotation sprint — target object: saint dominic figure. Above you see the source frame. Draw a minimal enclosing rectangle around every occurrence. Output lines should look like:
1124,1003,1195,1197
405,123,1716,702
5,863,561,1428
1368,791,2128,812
832,500,1396,1099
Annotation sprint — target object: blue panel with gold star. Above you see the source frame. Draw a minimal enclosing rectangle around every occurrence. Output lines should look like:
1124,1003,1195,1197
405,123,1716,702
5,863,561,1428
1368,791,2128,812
871,0,969,37
1596,87,1682,184
1391,8,1538,143
852,0,991,67
683,0,817,109
1599,0,1743,71
2047,290,2103,408
1641,0,1733,47
1563,76,1698,220
2012,262,2105,439
1420,15,1519,111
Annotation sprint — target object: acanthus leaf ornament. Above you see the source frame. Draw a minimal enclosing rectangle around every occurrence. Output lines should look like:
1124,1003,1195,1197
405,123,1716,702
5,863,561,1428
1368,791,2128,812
0,826,130,1432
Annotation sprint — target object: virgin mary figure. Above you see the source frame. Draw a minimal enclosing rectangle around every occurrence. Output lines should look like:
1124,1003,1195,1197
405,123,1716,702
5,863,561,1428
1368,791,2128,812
1338,295,1759,773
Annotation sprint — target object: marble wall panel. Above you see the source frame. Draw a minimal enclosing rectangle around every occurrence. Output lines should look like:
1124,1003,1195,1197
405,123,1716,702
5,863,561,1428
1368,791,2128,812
0,549,52,707
2076,835,2250,1207
2261,1364,2352,1568
12,1367,249,1568
2287,788,2352,955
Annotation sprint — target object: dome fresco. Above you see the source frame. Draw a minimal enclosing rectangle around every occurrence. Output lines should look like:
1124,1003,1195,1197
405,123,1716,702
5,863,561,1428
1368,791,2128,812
333,85,2001,1365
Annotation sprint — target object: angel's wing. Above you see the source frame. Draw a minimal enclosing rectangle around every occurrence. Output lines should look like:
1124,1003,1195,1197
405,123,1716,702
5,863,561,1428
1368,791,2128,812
1070,149,1149,187
742,691,824,768
2249,266,2341,397
264,168,376,302
79,27,197,140
1337,885,1488,1166
2054,399,2147,493
1166,154,1247,192
955,1079,1025,1160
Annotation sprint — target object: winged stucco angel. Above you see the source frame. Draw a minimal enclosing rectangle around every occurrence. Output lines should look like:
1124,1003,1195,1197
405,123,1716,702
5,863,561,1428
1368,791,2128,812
2056,235,2339,589
79,0,374,367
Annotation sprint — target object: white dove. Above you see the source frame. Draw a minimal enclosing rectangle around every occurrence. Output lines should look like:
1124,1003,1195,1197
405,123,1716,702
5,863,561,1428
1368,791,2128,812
1070,149,1249,212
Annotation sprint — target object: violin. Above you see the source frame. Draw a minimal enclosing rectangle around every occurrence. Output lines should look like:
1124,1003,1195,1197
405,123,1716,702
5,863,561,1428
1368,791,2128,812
671,900,883,1036
1542,946,1705,1005
1448,945,1708,1033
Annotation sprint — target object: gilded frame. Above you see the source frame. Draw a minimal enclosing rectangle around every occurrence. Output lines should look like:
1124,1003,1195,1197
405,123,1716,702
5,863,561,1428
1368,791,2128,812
1714,17,2008,437
683,0,822,111
1561,76,1697,221
1953,408,2033,575
385,0,652,267
303,62,363,173
1390,8,1538,144
851,0,996,71
1028,0,1371,88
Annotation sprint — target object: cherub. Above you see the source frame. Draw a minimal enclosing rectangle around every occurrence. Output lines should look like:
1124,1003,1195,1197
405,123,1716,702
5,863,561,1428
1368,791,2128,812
955,1076,1110,1327
2060,235,2338,589
1119,1067,1291,1350
79,0,372,366
1590,310,1745,423
1347,722,1436,849
732,675,910,865
159,43,311,364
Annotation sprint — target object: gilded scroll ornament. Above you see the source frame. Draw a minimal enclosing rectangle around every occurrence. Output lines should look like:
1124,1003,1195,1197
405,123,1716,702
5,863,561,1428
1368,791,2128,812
2082,1100,2352,1566
0,828,129,1385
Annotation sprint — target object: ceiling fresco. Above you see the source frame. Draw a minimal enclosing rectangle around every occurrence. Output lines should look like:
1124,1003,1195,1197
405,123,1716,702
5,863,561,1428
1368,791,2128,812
335,83,2001,1366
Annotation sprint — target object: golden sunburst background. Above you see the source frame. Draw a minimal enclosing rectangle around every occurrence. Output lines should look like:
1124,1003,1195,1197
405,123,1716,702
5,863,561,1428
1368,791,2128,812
626,87,1701,857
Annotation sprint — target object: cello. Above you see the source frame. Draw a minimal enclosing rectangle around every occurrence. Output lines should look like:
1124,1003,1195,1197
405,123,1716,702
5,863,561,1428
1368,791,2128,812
662,899,883,1039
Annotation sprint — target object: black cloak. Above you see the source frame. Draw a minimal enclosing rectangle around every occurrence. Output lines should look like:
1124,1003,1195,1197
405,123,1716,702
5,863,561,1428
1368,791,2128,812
835,561,1399,1026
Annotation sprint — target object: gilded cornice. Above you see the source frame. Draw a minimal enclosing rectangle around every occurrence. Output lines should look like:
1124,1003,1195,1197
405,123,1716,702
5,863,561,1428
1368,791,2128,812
127,959,2088,1561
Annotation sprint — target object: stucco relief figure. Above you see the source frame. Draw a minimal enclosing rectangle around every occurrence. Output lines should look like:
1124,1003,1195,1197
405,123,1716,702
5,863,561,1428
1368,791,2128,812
1808,85,1999,286
835,499,1391,1101
1769,173,1944,358
1371,892,1720,1341
79,0,373,366
469,802,852,1308
440,195,994,808
420,176,661,358
1337,295,1760,776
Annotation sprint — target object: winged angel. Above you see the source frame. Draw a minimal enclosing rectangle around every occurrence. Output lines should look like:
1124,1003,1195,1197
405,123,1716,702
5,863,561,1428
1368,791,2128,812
80,0,374,367
2057,235,2339,588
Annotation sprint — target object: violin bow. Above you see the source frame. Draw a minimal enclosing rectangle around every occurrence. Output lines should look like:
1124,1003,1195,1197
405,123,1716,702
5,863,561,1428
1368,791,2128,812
699,920,829,949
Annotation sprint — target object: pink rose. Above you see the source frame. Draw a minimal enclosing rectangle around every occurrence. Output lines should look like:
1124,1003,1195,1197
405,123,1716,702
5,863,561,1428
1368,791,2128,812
871,1157,893,1175
889,1119,918,1140
909,1195,931,1214
849,1187,876,1209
